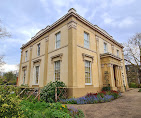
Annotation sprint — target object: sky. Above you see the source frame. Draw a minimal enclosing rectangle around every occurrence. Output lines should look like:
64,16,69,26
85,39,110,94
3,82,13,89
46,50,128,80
0,0,141,72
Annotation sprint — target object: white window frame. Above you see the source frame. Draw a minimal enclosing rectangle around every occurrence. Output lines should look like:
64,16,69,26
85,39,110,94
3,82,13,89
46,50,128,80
25,50,28,61
55,32,61,49
23,70,26,85
54,60,60,81
85,60,92,85
84,32,89,48
104,42,107,53
117,50,119,57
34,65,40,85
37,43,40,56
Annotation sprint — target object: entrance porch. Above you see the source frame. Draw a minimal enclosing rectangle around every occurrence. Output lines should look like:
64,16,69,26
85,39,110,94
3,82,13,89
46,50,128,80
100,53,125,92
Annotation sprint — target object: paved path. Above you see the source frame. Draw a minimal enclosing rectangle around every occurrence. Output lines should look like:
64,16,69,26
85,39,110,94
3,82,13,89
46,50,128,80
67,89,141,118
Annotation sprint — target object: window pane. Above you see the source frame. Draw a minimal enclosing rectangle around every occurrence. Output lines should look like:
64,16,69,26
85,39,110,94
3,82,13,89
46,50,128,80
85,61,91,84
55,61,60,81
56,32,60,49
37,44,40,56
84,32,89,48
35,66,39,84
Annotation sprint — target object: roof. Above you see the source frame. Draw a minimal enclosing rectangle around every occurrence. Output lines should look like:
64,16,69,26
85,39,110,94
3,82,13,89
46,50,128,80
21,8,124,49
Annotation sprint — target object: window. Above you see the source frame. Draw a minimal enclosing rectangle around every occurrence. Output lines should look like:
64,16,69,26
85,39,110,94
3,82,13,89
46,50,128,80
117,50,119,57
104,42,107,53
85,60,91,85
55,32,61,49
84,32,89,48
54,61,60,81
23,70,26,84
35,66,40,84
25,51,28,61
37,43,40,56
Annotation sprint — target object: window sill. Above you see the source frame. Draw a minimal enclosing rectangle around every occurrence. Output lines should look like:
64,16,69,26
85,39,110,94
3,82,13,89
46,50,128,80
85,83,92,85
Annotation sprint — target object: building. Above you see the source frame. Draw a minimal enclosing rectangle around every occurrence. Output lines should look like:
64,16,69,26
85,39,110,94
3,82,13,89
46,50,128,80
125,65,141,84
18,8,128,97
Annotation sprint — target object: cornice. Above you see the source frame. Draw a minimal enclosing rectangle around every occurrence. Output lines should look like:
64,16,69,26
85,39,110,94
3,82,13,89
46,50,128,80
21,9,124,49
100,52,122,61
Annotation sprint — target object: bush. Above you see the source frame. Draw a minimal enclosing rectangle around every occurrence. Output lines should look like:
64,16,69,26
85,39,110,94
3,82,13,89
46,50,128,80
138,89,141,92
102,86,111,91
40,81,66,103
0,86,23,117
129,82,138,88
20,101,84,118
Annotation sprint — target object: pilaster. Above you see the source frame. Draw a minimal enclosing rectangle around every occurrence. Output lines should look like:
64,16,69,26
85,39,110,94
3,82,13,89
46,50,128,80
17,51,23,86
27,46,33,86
43,36,49,86
96,36,103,87
68,18,77,87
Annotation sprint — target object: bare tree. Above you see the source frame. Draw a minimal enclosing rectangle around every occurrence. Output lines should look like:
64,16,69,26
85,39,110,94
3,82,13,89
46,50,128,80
0,20,11,39
124,33,141,84
0,19,10,72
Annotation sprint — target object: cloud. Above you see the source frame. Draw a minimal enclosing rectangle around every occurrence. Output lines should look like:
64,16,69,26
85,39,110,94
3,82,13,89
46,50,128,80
111,0,135,6
0,64,18,72
101,13,134,28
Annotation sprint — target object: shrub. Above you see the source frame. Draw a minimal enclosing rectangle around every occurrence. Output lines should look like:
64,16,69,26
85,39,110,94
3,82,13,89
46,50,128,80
137,84,141,88
0,86,23,117
102,86,111,91
20,101,84,118
129,82,138,88
40,81,66,102
138,89,141,92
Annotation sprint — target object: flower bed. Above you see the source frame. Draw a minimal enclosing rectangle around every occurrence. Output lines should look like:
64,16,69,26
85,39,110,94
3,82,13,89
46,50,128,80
60,90,121,104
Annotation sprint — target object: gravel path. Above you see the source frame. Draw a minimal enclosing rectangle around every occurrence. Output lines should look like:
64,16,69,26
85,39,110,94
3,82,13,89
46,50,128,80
67,89,141,118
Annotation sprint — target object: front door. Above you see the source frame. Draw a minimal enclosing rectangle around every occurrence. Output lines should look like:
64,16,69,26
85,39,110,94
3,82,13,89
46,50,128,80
113,65,117,87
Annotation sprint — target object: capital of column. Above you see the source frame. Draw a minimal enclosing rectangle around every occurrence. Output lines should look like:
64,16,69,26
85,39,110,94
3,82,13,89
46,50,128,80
111,45,114,50
30,46,33,51
107,63,113,67
96,36,99,42
67,20,77,29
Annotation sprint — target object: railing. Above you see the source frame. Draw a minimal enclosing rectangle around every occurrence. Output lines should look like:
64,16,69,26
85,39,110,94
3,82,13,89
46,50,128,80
55,87,68,102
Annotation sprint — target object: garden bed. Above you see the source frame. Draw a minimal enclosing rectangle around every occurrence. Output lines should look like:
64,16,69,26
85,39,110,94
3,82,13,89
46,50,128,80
60,90,121,104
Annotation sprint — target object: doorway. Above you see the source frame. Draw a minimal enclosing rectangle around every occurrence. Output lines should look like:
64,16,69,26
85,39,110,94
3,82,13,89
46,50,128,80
113,65,117,87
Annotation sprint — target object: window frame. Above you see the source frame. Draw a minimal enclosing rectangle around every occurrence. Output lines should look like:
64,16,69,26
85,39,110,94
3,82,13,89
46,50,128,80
84,32,89,48
25,50,28,61
117,49,119,57
55,32,61,49
23,70,26,85
85,60,92,85
34,65,40,85
54,60,60,81
104,42,107,53
37,43,40,56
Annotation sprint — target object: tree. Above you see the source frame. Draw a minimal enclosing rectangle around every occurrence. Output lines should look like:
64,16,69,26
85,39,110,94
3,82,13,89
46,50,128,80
0,20,11,39
0,71,17,85
0,19,11,72
124,33,141,84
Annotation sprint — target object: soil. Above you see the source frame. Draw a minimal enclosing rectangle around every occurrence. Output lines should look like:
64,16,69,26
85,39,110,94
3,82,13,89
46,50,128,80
67,89,141,118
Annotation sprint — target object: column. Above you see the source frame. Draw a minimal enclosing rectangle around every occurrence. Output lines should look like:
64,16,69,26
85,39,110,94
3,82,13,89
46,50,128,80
27,46,33,86
68,18,77,87
122,50,129,88
107,63,115,88
96,36,103,87
43,36,49,86
17,51,23,86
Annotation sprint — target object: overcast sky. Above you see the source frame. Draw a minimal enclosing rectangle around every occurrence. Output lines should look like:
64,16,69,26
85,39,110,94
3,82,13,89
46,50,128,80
0,0,141,72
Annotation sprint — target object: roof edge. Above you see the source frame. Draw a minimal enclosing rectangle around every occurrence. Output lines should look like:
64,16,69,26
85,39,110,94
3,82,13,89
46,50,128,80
21,9,124,49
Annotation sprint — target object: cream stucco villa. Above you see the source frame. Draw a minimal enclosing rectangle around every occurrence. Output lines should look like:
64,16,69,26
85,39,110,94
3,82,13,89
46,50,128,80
18,8,129,97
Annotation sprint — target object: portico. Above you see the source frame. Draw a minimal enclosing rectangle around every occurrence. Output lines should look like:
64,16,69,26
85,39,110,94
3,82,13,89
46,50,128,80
100,53,125,92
